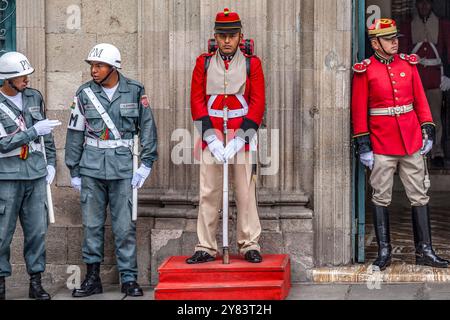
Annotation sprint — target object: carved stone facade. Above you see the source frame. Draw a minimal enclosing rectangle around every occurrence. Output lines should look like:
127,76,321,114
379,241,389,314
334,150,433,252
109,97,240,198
8,0,352,286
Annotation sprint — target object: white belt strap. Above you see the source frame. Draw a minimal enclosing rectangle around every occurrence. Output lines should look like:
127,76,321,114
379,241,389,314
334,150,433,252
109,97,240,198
412,41,444,74
0,103,21,128
207,94,249,119
83,88,121,140
85,137,133,149
369,104,414,116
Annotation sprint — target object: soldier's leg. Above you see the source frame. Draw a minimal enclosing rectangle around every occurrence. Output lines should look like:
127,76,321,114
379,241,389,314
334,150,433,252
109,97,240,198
108,178,137,283
369,154,399,270
369,154,399,207
426,89,444,159
194,149,223,257
19,177,48,275
80,176,108,264
398,151,448,267
232,151,261,256
0,181,24,278
398,151,429,207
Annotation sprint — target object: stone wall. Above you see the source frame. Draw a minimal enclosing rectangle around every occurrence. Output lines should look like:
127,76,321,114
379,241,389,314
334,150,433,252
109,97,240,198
8,0,353,287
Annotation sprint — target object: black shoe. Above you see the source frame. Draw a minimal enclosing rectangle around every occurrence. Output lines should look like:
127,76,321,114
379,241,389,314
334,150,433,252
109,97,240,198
372,205,392,271
245,250,263,263
29,273,51,300
186,251,215,264
121,281,143,297
0,276,5,300
431,157,444,168
72,263,103,298
412,205,449,268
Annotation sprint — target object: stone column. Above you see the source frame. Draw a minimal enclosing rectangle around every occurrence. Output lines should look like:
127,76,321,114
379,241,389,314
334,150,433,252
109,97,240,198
313,0,353,266
16,0,46,94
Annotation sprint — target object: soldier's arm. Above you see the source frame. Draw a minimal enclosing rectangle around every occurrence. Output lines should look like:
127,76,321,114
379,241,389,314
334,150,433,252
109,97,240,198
0,121,39,154
191,55,215,140
411,64,434,127
237,56,265,143
351,71,371,154
138,87,158,169
411,64,435,140
64,93,86,177
40,98,57,167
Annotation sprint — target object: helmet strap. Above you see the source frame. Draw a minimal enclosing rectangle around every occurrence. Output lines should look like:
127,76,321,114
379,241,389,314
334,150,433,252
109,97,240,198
6,79,24,93
377,38,391,57
97,66,117,86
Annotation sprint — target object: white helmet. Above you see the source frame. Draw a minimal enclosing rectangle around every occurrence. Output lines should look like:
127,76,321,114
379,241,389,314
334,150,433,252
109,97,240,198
0,52,35,80
85,43,121,69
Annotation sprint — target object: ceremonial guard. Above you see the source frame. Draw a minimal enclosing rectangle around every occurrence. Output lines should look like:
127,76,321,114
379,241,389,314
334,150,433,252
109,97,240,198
0,52,60,300
187,9,266,264
399,0,450,167
65,43,158,297
352,19,449,270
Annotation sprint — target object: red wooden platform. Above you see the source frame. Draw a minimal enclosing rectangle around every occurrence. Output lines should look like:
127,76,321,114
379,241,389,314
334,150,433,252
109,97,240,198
154,254,291,300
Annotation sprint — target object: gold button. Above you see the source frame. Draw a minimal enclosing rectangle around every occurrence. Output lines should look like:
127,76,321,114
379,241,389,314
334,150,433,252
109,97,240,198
225,82,228,86
391,73,394,77
394,89,398,92
225,95,228,99
396,97,399,100
392,81,396,85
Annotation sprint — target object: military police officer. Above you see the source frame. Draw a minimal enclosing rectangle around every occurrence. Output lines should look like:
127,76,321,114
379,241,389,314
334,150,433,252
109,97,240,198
65,43,158,297
0,52,60,300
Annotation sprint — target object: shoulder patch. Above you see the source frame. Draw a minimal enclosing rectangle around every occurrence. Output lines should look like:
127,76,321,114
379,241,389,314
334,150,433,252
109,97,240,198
140,95,150,108
352,59,371,73
399,53,420,65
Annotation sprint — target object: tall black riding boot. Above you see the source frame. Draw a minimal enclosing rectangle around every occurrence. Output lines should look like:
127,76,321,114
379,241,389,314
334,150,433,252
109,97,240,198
0,276,5,300
412,205,449,268
72,263,103,298
29,273,51,300
372,205,392,271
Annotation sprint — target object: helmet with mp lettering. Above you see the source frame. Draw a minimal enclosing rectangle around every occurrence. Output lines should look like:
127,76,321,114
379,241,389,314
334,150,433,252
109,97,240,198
0,52,35,80
85,43,121,69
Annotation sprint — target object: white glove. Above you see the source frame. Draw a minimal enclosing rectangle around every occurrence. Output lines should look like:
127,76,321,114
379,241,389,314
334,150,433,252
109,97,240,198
441,76,450,92
132,164,151,189
224,137,246,161
206,135,225,163
421,140,433,155
33,119,62,136
71,176,81,192
46,165,56,185
360,151,374,170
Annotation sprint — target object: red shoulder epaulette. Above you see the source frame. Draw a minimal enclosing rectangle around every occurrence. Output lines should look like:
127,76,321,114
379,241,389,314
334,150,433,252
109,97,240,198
352,59,371,73
399,53,420,65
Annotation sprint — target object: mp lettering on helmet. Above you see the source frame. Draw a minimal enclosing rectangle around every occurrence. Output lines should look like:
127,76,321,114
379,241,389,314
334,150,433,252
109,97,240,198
20,60,32,71
89,48,104,59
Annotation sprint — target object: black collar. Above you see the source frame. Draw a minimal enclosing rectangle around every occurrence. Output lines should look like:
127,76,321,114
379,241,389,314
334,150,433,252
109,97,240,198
220,52,235,62
374,52,394,65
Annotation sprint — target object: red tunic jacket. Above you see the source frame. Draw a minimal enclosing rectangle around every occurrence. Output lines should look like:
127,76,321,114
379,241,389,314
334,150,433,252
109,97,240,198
352,54,434,156
190,53,265,151
399,18,450,90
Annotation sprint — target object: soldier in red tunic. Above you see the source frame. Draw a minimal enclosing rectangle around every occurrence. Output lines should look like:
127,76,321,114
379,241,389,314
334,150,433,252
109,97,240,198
187,8,265,264
352,18,449,270
399,0,450,167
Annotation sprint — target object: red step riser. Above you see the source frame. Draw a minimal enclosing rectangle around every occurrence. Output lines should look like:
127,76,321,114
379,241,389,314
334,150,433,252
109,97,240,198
155,255,291,301
159,271,287,283
155,287,288,301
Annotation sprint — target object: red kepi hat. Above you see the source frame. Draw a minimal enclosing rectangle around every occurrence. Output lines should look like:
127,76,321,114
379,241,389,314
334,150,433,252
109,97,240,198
214,8,242,34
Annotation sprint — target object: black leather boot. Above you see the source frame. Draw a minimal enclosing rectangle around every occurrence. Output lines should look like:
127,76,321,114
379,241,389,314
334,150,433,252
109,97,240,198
412,205,449,268
72,263,103,298
372,205,392,271
29,273,51,300
0,276,5,300
121,281,144,297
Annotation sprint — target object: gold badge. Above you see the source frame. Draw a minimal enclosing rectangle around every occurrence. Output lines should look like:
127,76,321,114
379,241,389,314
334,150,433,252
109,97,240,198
400,72,406,78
